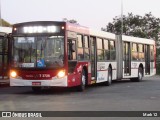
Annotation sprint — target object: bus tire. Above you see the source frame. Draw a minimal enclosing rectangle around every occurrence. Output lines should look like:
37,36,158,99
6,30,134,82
77,70,86,92
131,67,143,82
32,87,42,92
106,67,112,86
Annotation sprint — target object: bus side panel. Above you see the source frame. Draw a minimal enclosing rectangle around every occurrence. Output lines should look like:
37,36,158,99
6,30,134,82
96,62,117,83
150,62,156,76
67,73,81,87
67,62,91,87
123,62,145,78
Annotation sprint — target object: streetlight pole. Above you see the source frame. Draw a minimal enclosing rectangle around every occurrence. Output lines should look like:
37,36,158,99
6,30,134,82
0,0,2,26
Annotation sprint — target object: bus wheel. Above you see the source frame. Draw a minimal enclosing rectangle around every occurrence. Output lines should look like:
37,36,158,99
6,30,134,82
32,87,42,92
77,70,86,92
106,68,112,86
131,67,143,82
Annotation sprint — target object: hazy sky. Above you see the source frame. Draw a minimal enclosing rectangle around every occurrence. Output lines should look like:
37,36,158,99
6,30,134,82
1,0,160,29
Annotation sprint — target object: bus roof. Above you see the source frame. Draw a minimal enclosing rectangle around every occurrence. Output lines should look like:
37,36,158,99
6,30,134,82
122,35,155,45
89,29,115,40
89,28,155,45
12,21,155,45
13,21,66,26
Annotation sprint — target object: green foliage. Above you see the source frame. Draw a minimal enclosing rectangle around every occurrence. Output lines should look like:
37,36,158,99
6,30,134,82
157,48,160,74
157,63,160,75
157,48,160,56
0,19,12,27
62,18,79,24
102,12,160,74
102,12,160,42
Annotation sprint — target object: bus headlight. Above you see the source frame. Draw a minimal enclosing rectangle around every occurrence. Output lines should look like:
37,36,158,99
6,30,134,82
57,70,65,78
10,71,17,78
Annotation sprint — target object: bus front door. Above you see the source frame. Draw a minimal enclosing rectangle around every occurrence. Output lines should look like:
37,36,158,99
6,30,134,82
124,42,131,76
90,37,96,80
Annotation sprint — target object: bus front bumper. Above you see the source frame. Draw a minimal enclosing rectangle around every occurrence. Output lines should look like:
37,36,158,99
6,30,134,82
10,76,68,87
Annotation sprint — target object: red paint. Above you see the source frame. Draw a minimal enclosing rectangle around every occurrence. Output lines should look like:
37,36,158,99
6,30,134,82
66,23,89,34
15,69,60,80
12,61,92,87
67,62,92,87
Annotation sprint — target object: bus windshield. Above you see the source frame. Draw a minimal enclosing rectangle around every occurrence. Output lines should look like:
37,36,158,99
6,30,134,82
12,36,64,68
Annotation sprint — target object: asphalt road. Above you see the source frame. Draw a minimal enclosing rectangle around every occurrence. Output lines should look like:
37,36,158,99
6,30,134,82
0,76,160,120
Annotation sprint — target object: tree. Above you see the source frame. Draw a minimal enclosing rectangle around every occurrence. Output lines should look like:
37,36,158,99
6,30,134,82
102,12,160,45
0,19,12,27
102,12,160,74
62,18,79,25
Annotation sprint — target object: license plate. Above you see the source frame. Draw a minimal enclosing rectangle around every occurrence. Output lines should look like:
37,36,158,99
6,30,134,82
32,82,41,86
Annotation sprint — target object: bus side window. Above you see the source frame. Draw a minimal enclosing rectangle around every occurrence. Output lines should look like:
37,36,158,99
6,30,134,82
109,40,116,60
77,34,84,60
132,43,138,60
104,39,109,60
97,38,104,60
84,36,90,60
138,44,144,61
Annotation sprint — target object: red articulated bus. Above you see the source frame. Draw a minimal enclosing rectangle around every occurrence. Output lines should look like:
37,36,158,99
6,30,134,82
10,21,156,92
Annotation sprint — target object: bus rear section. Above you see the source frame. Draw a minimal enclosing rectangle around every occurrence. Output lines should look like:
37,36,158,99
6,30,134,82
116,35,156,81
0,27,12,80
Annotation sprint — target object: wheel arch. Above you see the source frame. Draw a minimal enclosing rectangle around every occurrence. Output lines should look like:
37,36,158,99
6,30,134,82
108,64,112,70
108,64,112,74
139,63,144,76
82,65,88,85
